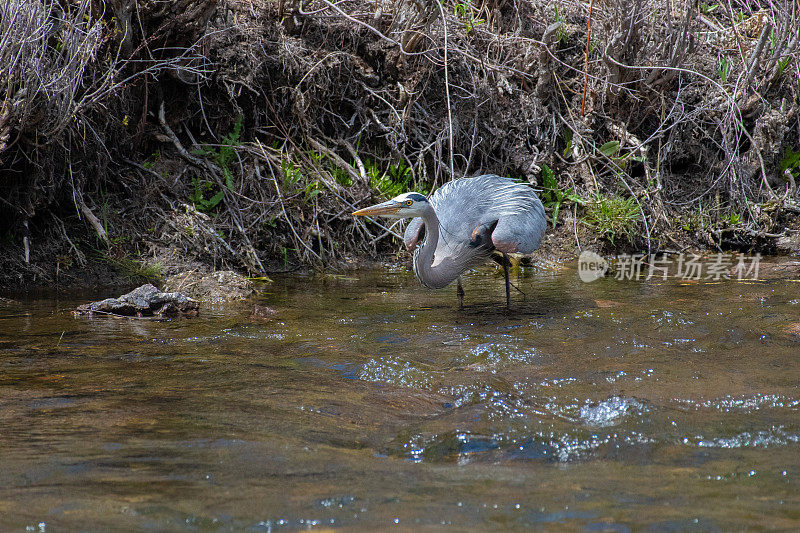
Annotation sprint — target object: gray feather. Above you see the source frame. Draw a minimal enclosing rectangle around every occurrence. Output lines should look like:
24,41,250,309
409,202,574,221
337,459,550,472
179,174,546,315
404,174,546,267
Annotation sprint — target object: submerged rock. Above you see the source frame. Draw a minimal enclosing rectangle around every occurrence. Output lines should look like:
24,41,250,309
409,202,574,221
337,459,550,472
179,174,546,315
250,304,277,320
74,284,198,317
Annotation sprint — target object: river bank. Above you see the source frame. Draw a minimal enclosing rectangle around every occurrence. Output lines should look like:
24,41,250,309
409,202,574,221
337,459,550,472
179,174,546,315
1,0,798,291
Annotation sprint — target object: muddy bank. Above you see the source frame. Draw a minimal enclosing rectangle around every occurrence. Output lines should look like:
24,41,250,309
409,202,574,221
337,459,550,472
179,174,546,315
0,0,798,290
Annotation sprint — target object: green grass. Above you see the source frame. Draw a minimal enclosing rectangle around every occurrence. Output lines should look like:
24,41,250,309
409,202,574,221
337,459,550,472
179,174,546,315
777,56,792,77
454,0,484,34
780,146,800,182
681,210,710,231
699,3,719,15
553,5,567,45
367,158,426,198
721,210,742,226
582,193,641,244
331,166,352,186
104,255,163,281
281,157,303,189
539,164,584,227
718,57,731,83
190,116,243,211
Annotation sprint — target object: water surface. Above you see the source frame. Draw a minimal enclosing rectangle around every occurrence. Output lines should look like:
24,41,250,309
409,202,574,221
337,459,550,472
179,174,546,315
1,263,799,530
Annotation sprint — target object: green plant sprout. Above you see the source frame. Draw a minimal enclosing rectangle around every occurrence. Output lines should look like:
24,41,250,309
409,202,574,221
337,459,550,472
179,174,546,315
598,140,641,172
699,3,719,15
368,159,426,198
723,211,742,225
780,147,800,182
190,116,243,211
777,56,792,77
454,0,485,34
718,58,731,83
539,164,584,228
553,5,567,45
563,129,574,158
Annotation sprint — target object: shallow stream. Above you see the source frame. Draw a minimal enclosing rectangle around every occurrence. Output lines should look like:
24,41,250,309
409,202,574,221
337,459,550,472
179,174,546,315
1,261,799,530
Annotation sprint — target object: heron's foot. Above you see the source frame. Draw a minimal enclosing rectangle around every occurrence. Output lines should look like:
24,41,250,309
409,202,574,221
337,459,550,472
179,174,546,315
457,278,465,310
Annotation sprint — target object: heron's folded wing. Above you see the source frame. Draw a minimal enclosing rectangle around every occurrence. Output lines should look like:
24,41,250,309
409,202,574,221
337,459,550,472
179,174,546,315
491,200,547,254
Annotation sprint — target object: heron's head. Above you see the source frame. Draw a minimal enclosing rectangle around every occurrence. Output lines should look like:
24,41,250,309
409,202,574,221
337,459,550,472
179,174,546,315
352,192,429,219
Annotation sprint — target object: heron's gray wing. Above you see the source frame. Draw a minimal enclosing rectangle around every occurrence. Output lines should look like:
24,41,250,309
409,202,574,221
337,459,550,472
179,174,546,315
431,174,546,256
489,187,546,254
491,212,546,253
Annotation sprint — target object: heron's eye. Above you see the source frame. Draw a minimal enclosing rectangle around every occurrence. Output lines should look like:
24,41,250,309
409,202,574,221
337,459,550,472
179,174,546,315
405,200,413,206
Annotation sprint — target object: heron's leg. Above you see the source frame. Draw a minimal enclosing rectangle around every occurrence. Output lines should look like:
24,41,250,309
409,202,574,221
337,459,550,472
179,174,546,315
503,252,511,309
457,277,464,310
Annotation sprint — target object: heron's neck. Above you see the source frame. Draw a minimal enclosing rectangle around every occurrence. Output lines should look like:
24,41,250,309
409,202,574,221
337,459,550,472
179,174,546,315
413,204,458,289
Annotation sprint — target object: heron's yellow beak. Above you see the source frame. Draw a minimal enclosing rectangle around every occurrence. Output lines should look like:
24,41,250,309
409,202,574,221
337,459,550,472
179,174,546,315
352,201,401,216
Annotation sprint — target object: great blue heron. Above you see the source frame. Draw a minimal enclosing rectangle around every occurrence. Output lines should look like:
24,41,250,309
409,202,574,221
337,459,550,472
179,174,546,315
353,174,547,308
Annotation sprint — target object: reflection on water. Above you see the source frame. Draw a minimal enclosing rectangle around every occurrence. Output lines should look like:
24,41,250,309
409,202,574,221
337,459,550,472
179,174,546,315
1,263,799,530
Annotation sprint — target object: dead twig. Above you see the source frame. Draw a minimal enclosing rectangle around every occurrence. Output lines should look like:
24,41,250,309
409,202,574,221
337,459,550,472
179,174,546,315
581,0,595,116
